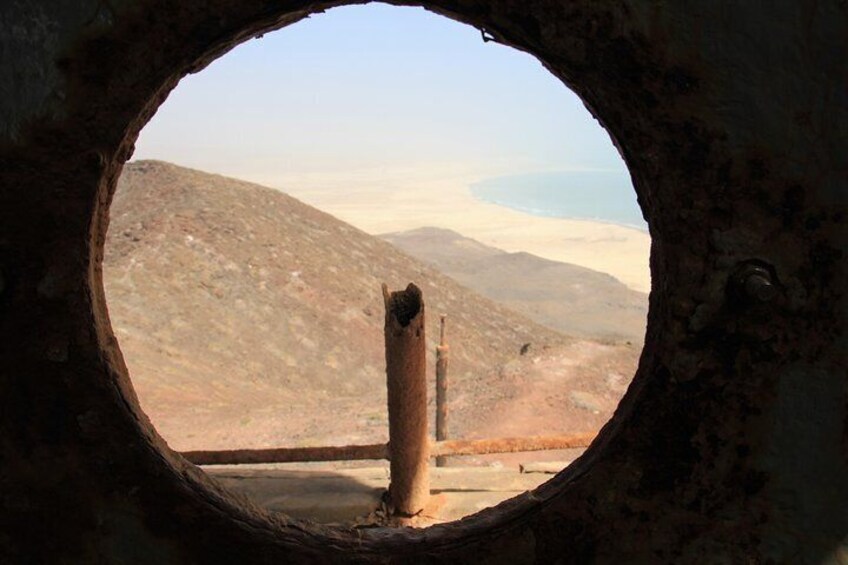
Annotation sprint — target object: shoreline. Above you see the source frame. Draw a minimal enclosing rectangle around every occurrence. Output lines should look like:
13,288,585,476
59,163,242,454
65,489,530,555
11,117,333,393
249,168,652,294
469,170,648,234
469,194,649,234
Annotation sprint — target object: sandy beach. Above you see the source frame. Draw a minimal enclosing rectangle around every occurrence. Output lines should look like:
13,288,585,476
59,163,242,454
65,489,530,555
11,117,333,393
253,167,651,294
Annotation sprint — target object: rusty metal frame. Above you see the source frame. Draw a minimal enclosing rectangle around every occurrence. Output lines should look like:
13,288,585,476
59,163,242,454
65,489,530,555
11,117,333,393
182,433,595,466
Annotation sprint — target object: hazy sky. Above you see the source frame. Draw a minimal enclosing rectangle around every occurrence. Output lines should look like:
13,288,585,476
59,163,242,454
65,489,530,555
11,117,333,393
134,3,627,187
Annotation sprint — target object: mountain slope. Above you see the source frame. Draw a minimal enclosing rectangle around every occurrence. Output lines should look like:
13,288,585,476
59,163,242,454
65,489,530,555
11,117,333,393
104,161,574,450
381,227,647,342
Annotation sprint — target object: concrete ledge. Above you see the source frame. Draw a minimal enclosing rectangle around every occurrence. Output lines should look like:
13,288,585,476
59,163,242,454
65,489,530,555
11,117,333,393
206,465,556,525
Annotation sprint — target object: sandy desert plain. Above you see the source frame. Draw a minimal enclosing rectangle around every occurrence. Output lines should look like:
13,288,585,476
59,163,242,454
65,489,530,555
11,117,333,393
264,165,651,294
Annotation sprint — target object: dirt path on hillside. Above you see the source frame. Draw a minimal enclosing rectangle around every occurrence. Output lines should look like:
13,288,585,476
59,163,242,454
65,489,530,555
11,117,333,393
449,340,637,468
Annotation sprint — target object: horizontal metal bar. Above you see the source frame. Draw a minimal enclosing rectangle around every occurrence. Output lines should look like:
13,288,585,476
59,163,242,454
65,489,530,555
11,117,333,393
430,433,596,457
181,433,595,466
182,442,389,466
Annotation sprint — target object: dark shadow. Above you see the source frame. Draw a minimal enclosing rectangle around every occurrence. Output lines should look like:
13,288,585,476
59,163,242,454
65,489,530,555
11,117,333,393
203,466,387,525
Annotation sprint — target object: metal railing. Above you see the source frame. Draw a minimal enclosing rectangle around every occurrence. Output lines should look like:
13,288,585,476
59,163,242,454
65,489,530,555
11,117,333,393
181,283,596,517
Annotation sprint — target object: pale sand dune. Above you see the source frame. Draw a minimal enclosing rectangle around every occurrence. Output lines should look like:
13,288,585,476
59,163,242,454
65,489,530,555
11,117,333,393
255,168,651,293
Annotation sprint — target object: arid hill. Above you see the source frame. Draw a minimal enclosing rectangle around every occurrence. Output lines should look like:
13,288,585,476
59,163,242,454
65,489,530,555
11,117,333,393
381,227,647,343
104,161,638,457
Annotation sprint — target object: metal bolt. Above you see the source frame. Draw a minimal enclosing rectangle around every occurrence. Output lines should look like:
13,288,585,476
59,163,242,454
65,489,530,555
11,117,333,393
87,150,106,171
744,271,777,302
734,263,777,303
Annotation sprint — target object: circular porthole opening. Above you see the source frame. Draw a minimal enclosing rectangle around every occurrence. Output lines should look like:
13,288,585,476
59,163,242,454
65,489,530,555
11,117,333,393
103,3,650,527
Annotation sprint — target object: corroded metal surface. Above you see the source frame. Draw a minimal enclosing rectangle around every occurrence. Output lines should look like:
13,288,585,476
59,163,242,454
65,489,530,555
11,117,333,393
181,434,594,465
0,0,845,563
383,283,430,517
435,314,450,467
431,434,596,458
183,443,390,465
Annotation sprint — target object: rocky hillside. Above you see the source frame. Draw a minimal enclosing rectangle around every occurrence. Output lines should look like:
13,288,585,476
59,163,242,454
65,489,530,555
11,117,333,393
105,161,580,451
381,227,647,342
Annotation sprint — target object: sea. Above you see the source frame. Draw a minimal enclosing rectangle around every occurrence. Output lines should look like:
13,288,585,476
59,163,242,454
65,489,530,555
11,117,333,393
470,170,647,232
